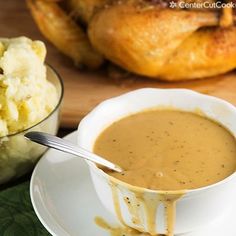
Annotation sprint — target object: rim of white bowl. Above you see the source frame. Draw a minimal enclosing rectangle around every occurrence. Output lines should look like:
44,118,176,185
78,88,236,195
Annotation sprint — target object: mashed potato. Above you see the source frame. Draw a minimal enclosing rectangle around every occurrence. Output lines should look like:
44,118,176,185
0,37,60,184
0,36,58,137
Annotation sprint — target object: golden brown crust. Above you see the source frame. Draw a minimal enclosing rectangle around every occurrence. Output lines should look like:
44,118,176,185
28,0,236,80
160,27,236,80
220,7,234,27
67,0,107,23
89,2,233,80
27,0,103,69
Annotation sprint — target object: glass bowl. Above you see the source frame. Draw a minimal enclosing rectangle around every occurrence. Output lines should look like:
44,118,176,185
0,65,64,185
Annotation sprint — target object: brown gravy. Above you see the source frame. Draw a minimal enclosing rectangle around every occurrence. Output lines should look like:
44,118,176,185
95,217,152,236
108,181,183,236
94,110,236,190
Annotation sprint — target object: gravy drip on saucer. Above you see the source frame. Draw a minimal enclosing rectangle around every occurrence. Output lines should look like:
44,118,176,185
95,215,173,236
95,216,148,236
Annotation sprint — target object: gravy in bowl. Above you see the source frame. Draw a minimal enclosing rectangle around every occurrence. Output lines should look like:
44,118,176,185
94,110,236,191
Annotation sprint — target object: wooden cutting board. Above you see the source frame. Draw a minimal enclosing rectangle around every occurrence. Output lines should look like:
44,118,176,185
1,0,236,128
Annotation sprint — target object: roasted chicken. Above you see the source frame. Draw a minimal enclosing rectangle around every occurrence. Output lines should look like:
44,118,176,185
27,0,236,81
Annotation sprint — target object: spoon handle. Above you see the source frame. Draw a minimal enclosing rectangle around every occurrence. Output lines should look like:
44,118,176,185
25,131,123,173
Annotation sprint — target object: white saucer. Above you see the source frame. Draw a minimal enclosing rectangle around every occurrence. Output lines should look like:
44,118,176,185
30,131,236,236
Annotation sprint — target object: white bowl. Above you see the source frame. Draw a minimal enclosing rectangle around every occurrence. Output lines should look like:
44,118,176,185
77,88,236,235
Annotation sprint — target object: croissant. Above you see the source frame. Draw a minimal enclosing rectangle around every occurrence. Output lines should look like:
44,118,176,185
27,0,236,81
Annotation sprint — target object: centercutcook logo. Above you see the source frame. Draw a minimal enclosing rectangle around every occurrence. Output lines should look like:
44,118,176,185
169,1,236,9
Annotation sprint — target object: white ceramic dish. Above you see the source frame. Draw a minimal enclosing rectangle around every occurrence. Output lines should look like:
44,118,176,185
77,88,236,235
30,131,236,236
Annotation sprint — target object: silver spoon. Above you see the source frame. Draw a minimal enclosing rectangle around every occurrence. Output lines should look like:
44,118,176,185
24,131,123,173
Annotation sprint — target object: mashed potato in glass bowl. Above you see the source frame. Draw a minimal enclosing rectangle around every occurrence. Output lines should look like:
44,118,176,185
0,37,63,184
